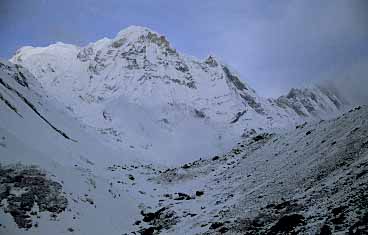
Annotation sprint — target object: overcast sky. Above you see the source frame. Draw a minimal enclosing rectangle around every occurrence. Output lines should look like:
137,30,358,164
1,0,367,97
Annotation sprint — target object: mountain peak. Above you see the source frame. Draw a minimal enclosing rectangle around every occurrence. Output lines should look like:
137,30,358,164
114,25,155,39
112,25,172,49
9,25,348,134
204,55,219,67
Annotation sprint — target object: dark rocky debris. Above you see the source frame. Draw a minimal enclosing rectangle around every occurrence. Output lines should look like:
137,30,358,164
212,156,220,161
268,214,305,234
137,207,178,235
209,221,224,230
230,110,247,124
0,164,68,229
174,192,192,201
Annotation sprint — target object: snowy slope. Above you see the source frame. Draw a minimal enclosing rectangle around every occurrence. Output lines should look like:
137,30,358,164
122,105,368,234
0,59,156,235
10,26,348,165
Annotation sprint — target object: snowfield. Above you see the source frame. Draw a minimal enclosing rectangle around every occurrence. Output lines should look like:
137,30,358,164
1,26,366,235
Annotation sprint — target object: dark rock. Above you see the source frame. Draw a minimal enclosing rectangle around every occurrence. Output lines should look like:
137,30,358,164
331,207,346,225
362,141,368,149
212,156,220,161
222,65,247,91
194,109,206,118
356,170,368,179
268,214,305,234
174,192,191,200
296,122,307,129
182,164,191,169
253,135,265,142
85,197,94,205
134,220,141,225
230,111,246,124
139,227,155,235
143,212,156,223
218,226,229,233
139,207,177,235
209,222,224,229
10,210,32,229
319,224,332,235
196,191,204,197
128,174,135,180
331,207,345,216
273,200,295,210
204,56,218,67
0,164,68,229
141,207,167,222
349,212,368,234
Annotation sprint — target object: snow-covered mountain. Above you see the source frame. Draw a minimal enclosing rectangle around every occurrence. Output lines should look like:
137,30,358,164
2,25,364,235
10,26,347,164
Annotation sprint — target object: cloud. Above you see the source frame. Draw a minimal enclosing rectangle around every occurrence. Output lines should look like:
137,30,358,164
319,59,368,105
204,0,368,97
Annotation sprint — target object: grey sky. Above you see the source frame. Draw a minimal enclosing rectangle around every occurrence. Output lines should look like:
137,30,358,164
1,0,367,98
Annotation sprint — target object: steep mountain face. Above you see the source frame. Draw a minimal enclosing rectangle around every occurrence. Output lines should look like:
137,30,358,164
10,26,347,164
11,26,259,123
274,86,346,119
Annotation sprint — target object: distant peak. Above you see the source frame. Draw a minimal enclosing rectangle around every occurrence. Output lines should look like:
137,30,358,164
204,55,219,67
112,25,173,51
114,25,158,40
